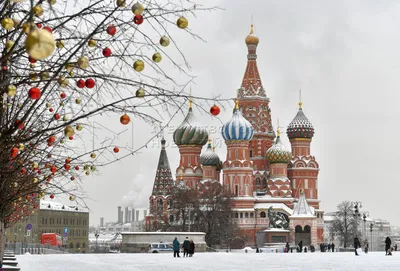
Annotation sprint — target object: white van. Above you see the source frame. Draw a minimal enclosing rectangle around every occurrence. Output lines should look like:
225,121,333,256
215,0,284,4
150,243,174,253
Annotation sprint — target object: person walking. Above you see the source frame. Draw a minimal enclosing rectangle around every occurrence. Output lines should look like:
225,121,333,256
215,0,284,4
364,240,369,254
385,236,392,256
173,237,180,258
354,235,361,256
331,242,335,252
285,242,290,253
182,237,190,257
298,240,303,253
189,240,195,257
395,244,398,251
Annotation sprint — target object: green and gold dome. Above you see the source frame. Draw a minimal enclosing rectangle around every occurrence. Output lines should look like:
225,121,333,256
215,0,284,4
173,100,208,146
266,128,292,164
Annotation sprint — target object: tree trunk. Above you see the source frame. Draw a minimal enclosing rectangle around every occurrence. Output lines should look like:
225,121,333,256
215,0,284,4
0,220,5,267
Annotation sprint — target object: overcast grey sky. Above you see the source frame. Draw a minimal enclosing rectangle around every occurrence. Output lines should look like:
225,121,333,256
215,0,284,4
78,0,400,226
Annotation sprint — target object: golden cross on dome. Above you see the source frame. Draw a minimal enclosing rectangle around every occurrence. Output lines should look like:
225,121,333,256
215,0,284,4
189,87,193,109
277,119,281,137
235,99,239,110
298,89,303,109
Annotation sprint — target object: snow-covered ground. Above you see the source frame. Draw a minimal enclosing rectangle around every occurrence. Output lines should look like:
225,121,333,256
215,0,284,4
17,252,400,271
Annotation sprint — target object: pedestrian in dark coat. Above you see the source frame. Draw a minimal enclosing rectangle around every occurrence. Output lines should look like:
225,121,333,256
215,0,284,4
182,237,190,257
285,242,290,253
298,240,303,252
395,244,398,251
354,235,361,256
327,243,331,252
173,237,180,258
331,243,335,252
189,240,195,257
385,237,392,255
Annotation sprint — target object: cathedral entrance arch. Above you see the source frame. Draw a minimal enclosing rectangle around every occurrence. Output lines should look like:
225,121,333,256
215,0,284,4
295,225,311,247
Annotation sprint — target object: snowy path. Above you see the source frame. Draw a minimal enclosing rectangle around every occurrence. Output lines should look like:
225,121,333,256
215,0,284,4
17,252,400,271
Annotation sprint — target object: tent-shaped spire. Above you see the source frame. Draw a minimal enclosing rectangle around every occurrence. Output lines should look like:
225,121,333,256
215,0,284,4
291,190,315,217
151,138,174,196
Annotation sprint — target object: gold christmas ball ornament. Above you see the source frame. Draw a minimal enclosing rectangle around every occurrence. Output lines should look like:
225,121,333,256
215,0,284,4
25,29,55,60
40,72,49,80
65,63,75,71
160,36,170,47
152,52,162,63
135,88,145,97
90,153,96,159
33,162,39,168
88,39,97,47
1,18,14,30
69,195,76,201
18,143,25,151
64,126,75,137
177,16,188,29
33,5,44,17
60,138,65,144
84,165,89,170
116,0,126,7
29,72,38,80
85,171,90,175
56,40,65,48
133,60,144,72
5,40,14,51
7,85,17,96
30,63,36,68
48,0,56,5
77,56,89,69
33,178,38,183
22,22,34,34
45,102,51,108
58,77,69,87
132,3,144,15
75,98,82,104
62,115,68,121
90,165,96,171
76,124,83,131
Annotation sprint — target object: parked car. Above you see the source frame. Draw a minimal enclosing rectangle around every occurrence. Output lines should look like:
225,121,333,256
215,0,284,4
150,243,173,253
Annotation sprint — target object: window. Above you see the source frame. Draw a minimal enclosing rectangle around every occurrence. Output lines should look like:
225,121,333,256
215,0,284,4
235,213,238,218
250,213,254,219
157,199,163,210
256,177,260,186
245,213,249,218
240,213,243,218
304,225,311,233
262,178,267,188
250,150,253,157
152,244,158,248
235,149,238,159
260,212,266,218
235,185,238,196
169,215,174,223
70,243,74,249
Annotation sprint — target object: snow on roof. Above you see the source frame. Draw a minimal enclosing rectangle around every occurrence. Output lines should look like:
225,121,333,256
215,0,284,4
324,215,335,221
40,200,87,213
264,228,290,232
290,191,315,218
253,203,293,215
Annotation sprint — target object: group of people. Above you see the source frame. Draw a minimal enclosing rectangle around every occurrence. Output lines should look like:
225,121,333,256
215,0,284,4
319,242,336,252
354,235,397,256
173,237,195,258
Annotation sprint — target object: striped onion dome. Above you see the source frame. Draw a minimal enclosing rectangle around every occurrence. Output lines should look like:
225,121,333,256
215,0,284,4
200,141,220,166
222,101,254,141
173,101,208,146
287,102,314,139
266,130,292,164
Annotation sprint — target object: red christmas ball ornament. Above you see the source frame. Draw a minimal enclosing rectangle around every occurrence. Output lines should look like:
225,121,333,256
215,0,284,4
106,25,116,36
60,92,66,99
28,56,37,63
133,14,144,25
102,47,112,57
43,26,52,33
36,23,42,28
15,119,24,130
48,135,56,143
50,194,55,199
49,108,53,112
75,166,79,170
28,87,41,99
20,168,26,174
120,114,130,125
54,113,60,120
113,147,119,153
11,147,18,158
85,78,95,88
64,164,71,170
210,105,220,116
69,136,73,140
77,79,85,88
70,176,75,181
50,166,57,173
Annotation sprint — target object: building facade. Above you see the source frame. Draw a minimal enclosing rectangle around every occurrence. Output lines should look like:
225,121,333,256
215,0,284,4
5,200,89,253
147,25,324,247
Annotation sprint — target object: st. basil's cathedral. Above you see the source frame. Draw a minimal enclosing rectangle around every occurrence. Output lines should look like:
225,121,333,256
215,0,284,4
146,25,324,247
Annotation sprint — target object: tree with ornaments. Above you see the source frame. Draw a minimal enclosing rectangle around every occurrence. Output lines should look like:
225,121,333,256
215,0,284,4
0,0,224,263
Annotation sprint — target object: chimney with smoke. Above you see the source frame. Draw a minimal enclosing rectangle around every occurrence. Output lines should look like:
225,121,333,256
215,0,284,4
125,207,129,223
136,210,139,221
117,206,122,224
100,217,104,228
131,209,135,222
128,209,131,222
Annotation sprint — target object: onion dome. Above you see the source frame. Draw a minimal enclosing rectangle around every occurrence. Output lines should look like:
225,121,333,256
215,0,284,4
245,24,259,45
286,101,314,139
266,128,292,164
222,101,254,141
200,140,220,166
173,100,208,146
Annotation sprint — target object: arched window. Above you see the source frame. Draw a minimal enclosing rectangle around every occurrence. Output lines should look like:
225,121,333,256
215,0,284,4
235,213,239,218
240,213,243,218
245,212,249,218
260,211,266,218
76,242,80,249
69,243,74,249
262,178,267,188
157,199,163,210
250,213,254,219
295,225,303,233
304,225,311,233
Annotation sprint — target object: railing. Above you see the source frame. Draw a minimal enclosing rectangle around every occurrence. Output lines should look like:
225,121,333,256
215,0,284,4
5,242,69,255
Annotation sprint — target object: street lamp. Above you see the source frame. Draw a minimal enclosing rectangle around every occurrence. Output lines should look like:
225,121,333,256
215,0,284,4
95,231,100,253
370,223,374,251
362,211,369,240
186,204,194,232
352,201,362,235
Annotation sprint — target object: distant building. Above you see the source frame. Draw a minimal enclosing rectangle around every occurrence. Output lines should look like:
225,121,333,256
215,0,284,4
5,200,89,253
94,207,148,234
